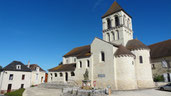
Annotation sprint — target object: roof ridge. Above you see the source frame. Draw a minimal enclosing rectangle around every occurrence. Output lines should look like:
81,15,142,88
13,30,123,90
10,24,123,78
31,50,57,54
149,39,171,47
95,37,119,47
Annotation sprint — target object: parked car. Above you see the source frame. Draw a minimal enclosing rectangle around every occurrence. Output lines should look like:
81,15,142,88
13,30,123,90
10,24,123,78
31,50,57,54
159,83,171,91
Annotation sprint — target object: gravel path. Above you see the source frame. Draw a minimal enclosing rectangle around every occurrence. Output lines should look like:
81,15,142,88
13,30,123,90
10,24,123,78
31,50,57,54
23,87,62,96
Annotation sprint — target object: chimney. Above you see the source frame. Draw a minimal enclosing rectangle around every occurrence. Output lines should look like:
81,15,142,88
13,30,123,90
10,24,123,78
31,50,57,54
27,60,30,68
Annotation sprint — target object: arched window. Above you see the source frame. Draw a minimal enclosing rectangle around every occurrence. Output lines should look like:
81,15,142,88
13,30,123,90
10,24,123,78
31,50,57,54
139,56,143,63
116,30,119,40
112,32,115,41
107,33,110,42
115,15,120,27
71,72,75,76
60,73,63,77
55,73,57,77
87,60,90,67
123,15,126,25
107,18,112,29
66,59,69,64
127,18,130,28
101,52,105,62
80,61,82,68
74,58,76,62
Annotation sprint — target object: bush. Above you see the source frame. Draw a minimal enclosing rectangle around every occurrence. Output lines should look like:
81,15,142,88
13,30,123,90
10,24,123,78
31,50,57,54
153,75,164,82
5,88,25,96
31,85,35,87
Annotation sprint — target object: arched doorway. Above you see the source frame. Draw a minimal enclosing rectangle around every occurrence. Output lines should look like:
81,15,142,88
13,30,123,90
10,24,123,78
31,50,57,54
65,72,68,81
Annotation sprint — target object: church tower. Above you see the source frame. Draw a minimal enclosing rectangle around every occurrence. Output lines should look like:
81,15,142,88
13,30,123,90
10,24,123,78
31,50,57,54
102,1,133,46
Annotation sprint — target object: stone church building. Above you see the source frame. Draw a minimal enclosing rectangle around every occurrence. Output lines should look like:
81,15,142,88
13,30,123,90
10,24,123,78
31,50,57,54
48,1,154,90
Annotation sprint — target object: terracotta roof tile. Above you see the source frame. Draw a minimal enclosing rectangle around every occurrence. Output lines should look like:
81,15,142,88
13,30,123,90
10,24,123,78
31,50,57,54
149,39,171,59
63,45,91,58
102,1,131,18
48,63,76,72
126,39,149,50
115,45,135,56
29,64,45,72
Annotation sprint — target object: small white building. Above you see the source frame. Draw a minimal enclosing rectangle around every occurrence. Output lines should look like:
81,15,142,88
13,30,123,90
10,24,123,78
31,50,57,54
48,1,154,90
0,61,32,94
28,64,46,86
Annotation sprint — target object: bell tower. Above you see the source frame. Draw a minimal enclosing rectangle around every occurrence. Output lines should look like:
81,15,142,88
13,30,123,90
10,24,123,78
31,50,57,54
102,1,133,46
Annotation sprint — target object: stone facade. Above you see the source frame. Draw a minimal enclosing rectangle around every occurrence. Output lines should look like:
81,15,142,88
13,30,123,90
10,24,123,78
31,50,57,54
48,1,154,90
0,71,31,94
151,56,171,82
30,71,46,86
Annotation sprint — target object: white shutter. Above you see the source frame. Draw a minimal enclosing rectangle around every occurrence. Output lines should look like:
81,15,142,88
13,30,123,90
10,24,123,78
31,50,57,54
161,59,168,68
163,73,168,82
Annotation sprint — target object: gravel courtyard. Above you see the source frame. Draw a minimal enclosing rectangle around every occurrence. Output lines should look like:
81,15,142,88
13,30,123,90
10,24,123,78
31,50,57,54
23,82,171,96
23,87,171,96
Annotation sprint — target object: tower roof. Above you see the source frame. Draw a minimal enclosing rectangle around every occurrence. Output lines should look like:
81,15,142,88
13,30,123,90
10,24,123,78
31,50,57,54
102,1,131,18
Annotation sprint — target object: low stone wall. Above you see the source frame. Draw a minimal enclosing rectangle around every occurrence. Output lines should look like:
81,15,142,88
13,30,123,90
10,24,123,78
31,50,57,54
62,88,108,96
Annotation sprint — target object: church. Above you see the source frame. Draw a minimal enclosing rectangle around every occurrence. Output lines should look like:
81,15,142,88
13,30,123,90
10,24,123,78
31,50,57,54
48,1,154,90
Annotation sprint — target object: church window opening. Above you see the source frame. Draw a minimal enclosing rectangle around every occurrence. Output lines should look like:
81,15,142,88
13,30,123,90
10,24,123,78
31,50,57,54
80,61,82,68
115,15,120,27
71,72,75,76
123,15,126,25
127,18,130,28
139,56,143,63
55,73,57,77
87,60,90,67
152,64,155,69
60,73,63,77
107,33,110,42
107,18,112,29
101,52,105,62
112,32,115,41
116,30,119,40
74,58,76,62
66,59,69,64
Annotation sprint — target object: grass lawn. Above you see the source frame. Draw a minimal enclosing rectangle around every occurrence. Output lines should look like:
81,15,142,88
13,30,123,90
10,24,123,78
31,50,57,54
5,88,25,96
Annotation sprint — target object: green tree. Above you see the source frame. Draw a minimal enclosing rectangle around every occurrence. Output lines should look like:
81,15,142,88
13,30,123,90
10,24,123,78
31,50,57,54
0,65,2,69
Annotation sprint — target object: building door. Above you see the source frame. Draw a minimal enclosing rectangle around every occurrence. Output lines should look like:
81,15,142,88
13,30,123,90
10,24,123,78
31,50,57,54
21,84,24,88
65,72,68,81
167,73,171,82
7,84,12,93
41,77,43,83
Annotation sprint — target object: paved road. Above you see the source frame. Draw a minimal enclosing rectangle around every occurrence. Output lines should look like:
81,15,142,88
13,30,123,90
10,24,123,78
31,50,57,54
111,89,171,96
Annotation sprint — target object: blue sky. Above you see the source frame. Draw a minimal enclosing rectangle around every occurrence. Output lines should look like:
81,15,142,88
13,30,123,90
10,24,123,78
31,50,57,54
0,0,171,71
